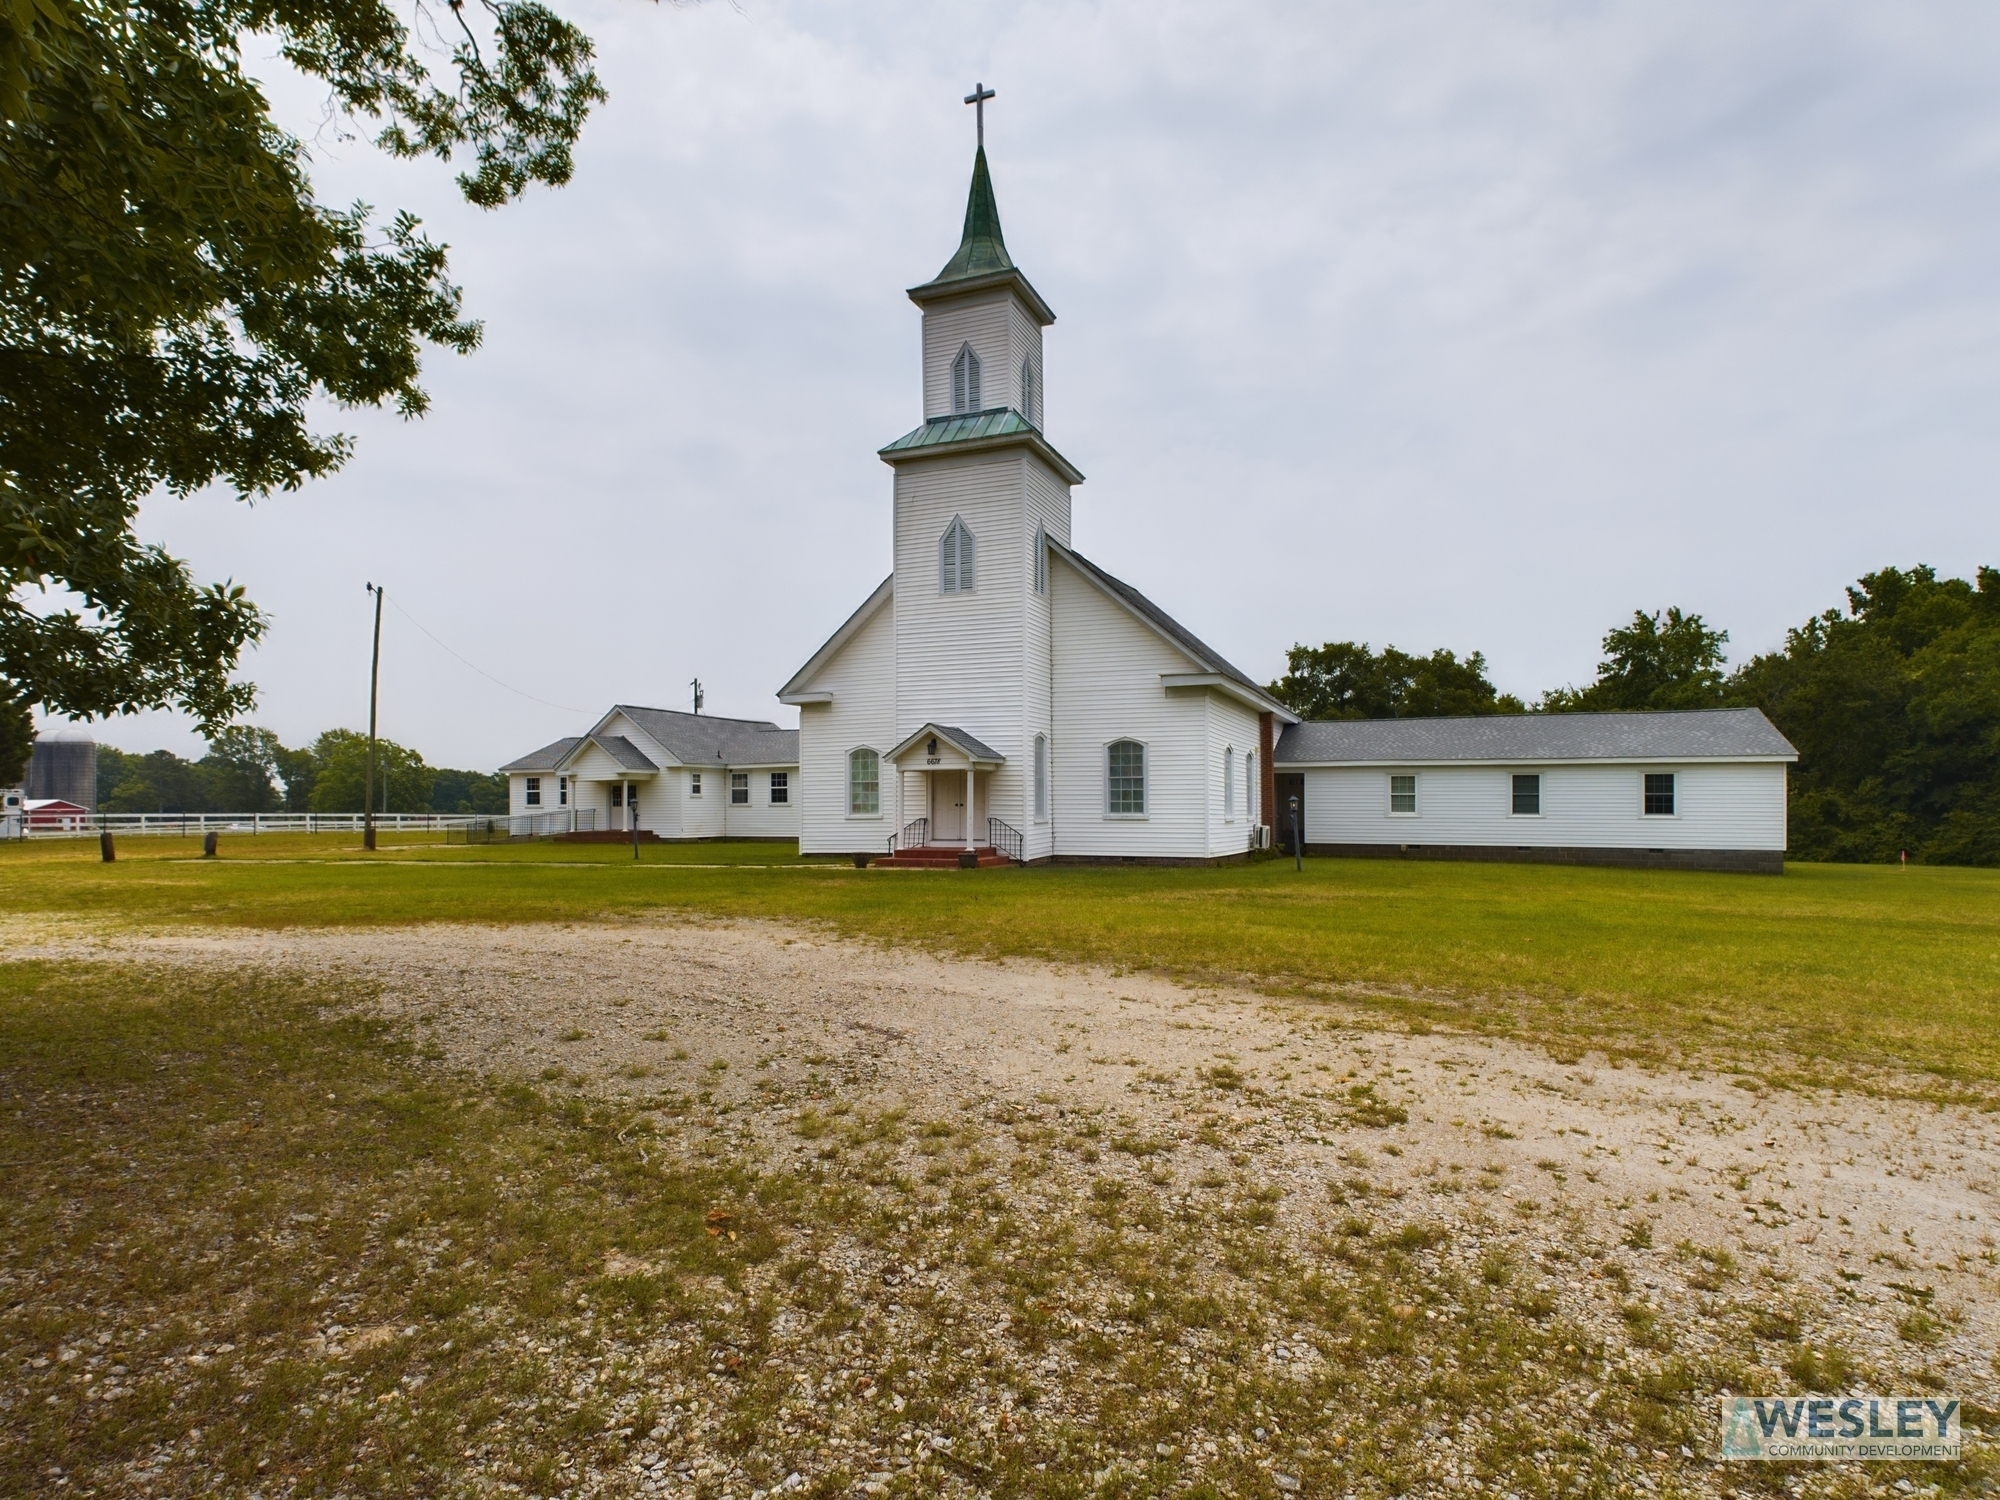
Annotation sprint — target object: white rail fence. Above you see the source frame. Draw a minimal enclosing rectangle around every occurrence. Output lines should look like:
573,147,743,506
4,810,600,840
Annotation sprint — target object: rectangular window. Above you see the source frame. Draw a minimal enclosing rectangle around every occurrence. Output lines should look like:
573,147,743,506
769,772,789,805
559,776,568,806
524,776,541,807
1644,772,1676,816
1389,774,1417,815
609,784,624,808
690,772,701,796
1107,740,1146,815
730,773,749,806
1511,773,1541,816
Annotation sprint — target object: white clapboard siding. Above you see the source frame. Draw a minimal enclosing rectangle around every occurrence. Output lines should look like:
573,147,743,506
1301,761,1788,851
723,770,801,840
923,291,1034,418
1006,298,1047,420
1049,552,1221,859
894,451,1031,831
680,768,726,839
1203,693,1263,858
797,589,898,854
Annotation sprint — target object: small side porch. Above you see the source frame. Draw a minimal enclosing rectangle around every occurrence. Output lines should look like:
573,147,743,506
878,723,1021,867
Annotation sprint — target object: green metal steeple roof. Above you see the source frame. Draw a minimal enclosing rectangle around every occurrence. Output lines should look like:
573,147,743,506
907,149,1055,324
931,146,1013,282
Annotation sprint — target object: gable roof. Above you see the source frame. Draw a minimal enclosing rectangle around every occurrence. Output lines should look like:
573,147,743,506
499,737,582,774
886,723,1006,765
1275,708,1797,765
779,575,894,703
1048,539,1295,720
601,706,799,768
578,734,658,772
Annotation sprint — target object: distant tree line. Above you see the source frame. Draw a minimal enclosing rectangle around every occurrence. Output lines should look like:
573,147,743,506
1269,563,2000,867
94,729,508,816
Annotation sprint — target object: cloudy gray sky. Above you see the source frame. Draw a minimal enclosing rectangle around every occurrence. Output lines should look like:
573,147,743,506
70,1,2000,768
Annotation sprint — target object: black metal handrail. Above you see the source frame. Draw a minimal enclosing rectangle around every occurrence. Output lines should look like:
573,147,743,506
986,817,1024,865
888,816,928,855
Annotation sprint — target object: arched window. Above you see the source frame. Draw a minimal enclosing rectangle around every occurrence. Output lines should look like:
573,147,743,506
1106,739,1146,816
1020,357,1038,425
848,749,880,816
1245,753,1255,820
952,343,982,413
1032,523,1047,595
1033,734,1048,822
940,516,976,594
1224,748,1235,822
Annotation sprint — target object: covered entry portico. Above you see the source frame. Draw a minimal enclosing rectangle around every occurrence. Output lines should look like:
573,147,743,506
554,734,659,833
883,723,1007,862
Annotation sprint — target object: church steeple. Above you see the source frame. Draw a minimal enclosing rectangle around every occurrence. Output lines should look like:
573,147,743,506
930,147,1014,285
907,122,1054,327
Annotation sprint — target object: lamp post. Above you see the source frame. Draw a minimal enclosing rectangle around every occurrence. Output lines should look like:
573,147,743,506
1289,794,1302,872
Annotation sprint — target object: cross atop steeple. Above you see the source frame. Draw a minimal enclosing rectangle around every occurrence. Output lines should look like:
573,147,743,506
964,82,995,148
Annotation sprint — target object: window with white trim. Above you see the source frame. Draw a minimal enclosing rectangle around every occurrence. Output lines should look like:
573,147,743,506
1033,735,1048,822
1389,774,1417,815
848,749,880,815
1643,772,1675,816
524,776,541,807
1032,523,1047,595
559,776,568,806
951,343,982,413
1021,356,1038,424
1511,773,1540,816
940,516,976,594
769,771,789,805
730,773,749,805
690,771,701,796
610,784,624,808
1107,740,1146,816
1223,749,1235,821
1245,753,1256,820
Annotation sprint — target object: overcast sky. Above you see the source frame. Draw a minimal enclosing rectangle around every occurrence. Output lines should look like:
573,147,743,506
63,1,2000,768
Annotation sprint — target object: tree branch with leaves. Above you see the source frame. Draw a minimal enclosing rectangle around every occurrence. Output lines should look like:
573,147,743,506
0,0,610,782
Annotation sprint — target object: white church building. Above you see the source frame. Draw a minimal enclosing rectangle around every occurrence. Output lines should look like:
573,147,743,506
500,107,1796,873
777,139,1297,866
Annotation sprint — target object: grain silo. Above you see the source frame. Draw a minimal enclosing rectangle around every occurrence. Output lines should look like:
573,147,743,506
27,736,97,809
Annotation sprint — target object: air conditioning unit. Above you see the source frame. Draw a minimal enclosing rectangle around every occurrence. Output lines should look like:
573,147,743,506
1251,824,1271,851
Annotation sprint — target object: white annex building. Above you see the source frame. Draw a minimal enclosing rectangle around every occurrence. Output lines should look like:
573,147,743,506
500,108,1798,873
778,137,1298,866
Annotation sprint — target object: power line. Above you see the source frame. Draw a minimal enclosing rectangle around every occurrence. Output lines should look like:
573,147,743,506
385,594,588,714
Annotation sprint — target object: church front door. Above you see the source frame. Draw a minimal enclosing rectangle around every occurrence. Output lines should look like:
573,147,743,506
930,771,965,844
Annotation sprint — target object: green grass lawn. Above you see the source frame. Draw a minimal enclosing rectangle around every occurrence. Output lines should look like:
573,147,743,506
3,834,1997,1093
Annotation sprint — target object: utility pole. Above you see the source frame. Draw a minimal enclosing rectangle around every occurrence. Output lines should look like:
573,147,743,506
691,678,703,715
364,582,383,851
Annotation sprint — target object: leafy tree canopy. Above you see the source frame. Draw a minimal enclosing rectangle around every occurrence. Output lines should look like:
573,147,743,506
1,0,606,784
93,726,504,815
1727,565,1999,866
1268,641,1525,721
305,729,432,813
1541,607,1730,712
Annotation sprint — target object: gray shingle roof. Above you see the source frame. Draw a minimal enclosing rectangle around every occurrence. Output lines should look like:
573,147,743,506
1050,540,1288,714
591,735,658,772
1275,708,1796,764
888,723,1006,763
499,737,582,774
610,706,799,768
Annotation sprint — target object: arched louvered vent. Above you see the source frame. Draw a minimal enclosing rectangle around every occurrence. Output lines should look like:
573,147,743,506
952,343,982,413
940,516,976,594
